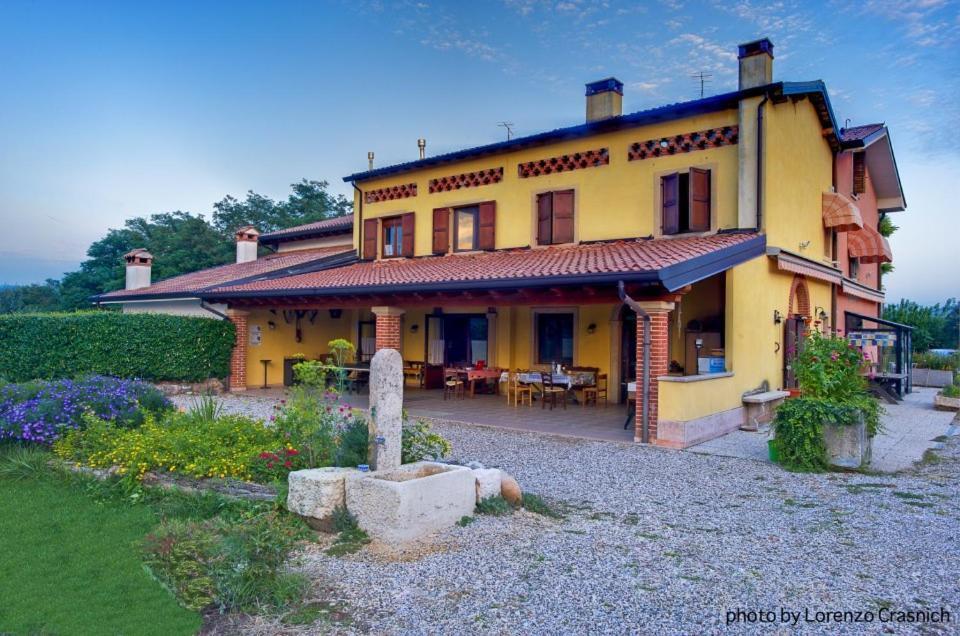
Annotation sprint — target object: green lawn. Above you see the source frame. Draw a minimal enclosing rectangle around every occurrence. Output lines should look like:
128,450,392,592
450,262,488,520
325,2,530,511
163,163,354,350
0,474,201,636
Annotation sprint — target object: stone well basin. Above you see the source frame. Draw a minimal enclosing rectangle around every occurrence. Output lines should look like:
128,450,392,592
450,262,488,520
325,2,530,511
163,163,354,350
345,461,475,543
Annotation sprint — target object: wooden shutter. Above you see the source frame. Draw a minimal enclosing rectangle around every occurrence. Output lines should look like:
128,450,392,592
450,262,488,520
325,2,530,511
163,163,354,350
401,212,415,258
362,218,378,260
551,190,575,244
477,201,496,251
852,153,866,195
432,208,450,255
689,168,711,232
661,174,679,235
536,193,553,245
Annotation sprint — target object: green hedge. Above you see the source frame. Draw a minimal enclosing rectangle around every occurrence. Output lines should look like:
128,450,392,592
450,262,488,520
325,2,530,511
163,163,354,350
0,312,235,382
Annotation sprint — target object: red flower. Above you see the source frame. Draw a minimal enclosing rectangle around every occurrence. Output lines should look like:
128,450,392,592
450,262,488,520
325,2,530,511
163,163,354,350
283,460,292,468
266,462,274,469
285,448,299,456
259,452,272,459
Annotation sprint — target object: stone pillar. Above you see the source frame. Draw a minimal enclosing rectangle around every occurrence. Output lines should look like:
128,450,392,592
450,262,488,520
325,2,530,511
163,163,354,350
634,302,673,443
227,309,250,392
368,348,403,471
372,306,405,353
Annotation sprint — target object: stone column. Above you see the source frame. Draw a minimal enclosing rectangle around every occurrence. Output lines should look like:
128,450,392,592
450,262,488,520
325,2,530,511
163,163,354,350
368,348,403,471
372,306,405,353
227,309,250,392
634,301,673,443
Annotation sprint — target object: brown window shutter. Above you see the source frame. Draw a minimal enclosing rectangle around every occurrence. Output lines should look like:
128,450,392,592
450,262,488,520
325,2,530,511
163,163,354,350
661,174,679,235
477,201,496,250
401,212,415,257
551,189,575,244
852,153,866,195
362,218,378,260
689,168,711,232
536,193,553,245
432,208,450,254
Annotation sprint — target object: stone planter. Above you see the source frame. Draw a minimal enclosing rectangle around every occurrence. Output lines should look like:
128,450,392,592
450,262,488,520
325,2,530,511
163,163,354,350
345,461,475,543
934,393,960,411
822,414,872,470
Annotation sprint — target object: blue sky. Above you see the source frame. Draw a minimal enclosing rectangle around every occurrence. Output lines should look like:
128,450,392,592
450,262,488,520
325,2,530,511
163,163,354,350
0,0,957,302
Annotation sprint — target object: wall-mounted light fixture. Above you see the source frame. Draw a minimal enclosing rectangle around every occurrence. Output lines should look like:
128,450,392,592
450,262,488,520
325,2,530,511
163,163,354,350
773,310,783,325
267,321,276,330
586,323,597,334
815,306,828,322
329,309,343,319
410,324,419,333
799,240,811,251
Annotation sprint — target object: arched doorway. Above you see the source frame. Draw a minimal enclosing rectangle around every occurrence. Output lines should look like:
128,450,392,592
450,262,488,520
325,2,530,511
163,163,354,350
784,275,811,388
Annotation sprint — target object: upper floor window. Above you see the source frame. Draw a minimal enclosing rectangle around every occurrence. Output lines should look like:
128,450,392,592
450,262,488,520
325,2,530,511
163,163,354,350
455,206,479,251
432,202,496,254
382,217,403,258
848,256,860,279
852,153,866,195
661,168,711,235
536,190,575,245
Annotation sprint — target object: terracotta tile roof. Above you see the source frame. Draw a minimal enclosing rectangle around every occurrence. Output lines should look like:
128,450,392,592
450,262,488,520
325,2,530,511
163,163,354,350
840,123,884,143
205,232,764,298
99,245,353,300
259,215,353,243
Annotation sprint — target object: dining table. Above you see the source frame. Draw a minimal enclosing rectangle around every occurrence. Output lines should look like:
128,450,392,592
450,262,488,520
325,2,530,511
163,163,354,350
447,368,503,397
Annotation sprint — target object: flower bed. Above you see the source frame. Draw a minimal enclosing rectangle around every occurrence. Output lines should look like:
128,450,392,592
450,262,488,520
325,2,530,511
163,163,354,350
0,376,171,444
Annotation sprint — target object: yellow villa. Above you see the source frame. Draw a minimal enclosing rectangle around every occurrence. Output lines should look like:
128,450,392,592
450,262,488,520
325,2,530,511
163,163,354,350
98,38,906,448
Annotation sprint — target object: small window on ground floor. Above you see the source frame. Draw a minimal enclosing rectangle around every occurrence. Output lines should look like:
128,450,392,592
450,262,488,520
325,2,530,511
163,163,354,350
535,312,574,366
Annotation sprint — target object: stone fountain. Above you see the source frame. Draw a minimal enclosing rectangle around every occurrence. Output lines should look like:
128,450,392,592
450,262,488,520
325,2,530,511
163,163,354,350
287,349,493,542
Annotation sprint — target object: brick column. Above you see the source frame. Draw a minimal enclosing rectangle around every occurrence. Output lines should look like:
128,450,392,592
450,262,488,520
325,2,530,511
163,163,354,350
371,306,405,352
227,309,249,392
634,301,673,443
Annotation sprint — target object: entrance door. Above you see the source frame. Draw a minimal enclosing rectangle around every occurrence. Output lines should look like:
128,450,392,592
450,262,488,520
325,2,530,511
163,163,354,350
783,317,808,388
620,308,637,402
442,315,488,367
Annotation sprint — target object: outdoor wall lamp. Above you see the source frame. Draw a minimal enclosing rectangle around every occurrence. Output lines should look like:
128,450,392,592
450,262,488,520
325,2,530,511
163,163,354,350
586,323,597,334
815,306,828,322
410,324,420,333
329,309,343,319
773,310,783,325
267,321,276,330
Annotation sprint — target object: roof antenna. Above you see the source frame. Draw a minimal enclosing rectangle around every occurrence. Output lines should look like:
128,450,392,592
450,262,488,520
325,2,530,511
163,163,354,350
498,121,515,140
690,71,712,98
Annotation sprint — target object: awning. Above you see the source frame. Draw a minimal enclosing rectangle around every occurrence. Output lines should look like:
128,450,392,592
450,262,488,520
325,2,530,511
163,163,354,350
841,278,884,302
848,225,892,264
767,247,842,285
822,191,863,232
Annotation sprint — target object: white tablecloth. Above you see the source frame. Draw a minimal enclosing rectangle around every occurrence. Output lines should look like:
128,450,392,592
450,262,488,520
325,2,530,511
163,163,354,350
500,372,572,388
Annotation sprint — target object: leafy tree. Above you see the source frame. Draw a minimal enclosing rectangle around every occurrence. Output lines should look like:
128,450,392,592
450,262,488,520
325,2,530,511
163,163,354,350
211,179,350,236
0,281,61,313
883,298,959,352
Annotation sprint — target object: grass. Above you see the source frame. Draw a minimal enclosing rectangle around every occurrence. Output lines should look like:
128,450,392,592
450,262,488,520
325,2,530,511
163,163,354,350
521,493,564,519
325,506,370,556
0,454,201,636
475,495,514,516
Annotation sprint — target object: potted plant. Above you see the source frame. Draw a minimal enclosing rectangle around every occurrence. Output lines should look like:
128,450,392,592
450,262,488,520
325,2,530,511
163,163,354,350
771,331,881,471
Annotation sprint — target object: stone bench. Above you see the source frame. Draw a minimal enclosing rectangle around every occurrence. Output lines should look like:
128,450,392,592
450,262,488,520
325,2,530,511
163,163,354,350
740,390,790,432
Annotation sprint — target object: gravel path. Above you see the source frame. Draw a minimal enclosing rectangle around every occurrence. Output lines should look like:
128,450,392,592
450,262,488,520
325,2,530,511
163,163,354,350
189,394,960,635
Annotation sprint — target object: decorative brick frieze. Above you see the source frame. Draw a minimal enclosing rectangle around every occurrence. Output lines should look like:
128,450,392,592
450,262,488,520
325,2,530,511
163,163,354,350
227,309,249,392
517,148,609,178
365,183,418,204
628,125,739,161
429,167,504,193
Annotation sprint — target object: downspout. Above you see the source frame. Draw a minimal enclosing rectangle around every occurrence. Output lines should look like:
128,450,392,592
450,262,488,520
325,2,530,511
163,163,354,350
755,94,769,232
200,300,230,320
618,281,651,444
352,182,364,258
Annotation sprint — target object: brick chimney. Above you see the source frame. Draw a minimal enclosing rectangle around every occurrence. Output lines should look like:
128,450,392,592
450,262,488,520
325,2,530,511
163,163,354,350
235,226,259,264
124,248,153,290
585,78,623,123
738,38,774,90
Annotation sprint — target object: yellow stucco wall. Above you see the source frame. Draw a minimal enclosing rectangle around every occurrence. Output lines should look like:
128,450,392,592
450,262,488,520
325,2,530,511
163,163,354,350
354,110,740,256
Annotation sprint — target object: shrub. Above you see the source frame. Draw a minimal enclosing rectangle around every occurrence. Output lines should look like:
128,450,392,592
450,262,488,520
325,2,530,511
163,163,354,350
0,376,172,444
143,509,311,612
771,398,857,472
0,311,235,382
942,384,960,398
914,350,960,371
54,411,289,482
401,419,451,463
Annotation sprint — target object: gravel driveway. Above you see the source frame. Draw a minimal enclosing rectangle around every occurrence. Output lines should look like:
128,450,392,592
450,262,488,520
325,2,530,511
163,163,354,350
192,395,960,635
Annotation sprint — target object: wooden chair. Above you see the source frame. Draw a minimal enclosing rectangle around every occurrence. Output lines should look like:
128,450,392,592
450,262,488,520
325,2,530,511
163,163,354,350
507,372,532,407
403,361,425,388
539,372,567,410
443,371,464,400
582,373,608,407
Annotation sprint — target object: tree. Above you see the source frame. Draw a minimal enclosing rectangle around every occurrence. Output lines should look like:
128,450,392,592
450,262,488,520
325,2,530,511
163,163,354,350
883,298,959,352
0,281,61,313
211,179,350,236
